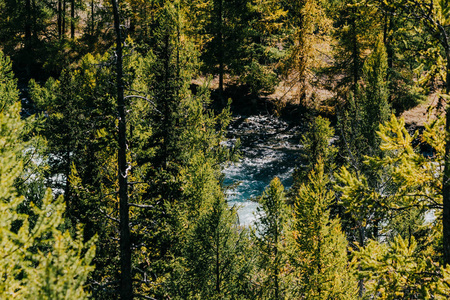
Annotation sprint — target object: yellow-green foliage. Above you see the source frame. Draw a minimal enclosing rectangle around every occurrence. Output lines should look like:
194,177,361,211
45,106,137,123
282,0,331,103
291,162,358,299
336,114,443,222
337,112,450,298
357,236,450,299
253,177,290,299
0,51,95,299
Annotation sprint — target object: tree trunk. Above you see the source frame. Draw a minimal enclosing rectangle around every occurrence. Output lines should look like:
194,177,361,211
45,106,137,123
216,0,225,105
111,0,132,298
62,0,66,37
216,230,221,296
71,0,75,39
351,7,359,94
58,0,62,38
443,49,450,266
358,225,365,297
91,0,95,36
274,224,279,299
25,0,32,77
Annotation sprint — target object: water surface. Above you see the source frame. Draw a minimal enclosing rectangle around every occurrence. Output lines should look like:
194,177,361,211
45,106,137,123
223,115,303,226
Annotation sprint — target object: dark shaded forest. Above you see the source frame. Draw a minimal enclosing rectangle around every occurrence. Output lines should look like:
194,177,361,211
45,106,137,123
1,0,450,299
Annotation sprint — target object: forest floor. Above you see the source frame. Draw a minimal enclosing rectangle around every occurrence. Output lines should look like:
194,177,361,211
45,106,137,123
198,74,445,128
400,92,444,127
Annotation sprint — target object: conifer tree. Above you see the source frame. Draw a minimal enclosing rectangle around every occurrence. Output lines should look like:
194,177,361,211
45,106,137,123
171,196,252,299
0,50,95,299
358,236,450,299
290,161,358,299
253,177,290,299
394,0,450,267
30,51,124,299
297,116,336,181
329,0,378,95
360,37,391,153
337,37,390,170
282,0,331,104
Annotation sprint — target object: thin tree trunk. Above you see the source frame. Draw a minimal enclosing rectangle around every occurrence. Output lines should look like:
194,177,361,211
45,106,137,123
91,0,95,36
71,0,75,39
65,149,71,221
274,224,279,299
58,0,62,38
443,49,450,266
25,0,31,42
111,0,132,298
358,225,365,297
216,0,225,105
62,0,66,37
216,230,220,296
25,0,32,77
31,0,37,40
351,7,359,94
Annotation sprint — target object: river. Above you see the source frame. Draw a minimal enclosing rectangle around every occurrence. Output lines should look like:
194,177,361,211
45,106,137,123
223,114,304,226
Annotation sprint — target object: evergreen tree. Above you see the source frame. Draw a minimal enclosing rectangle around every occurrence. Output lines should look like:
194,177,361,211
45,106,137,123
30,51,123,298
335,38,391,247
170,196,252,299
328,0,378,96
281,0,331,105
290,161,358,299
358,236,450,299
253,177,290,299
0,50,95,299
337,36,391,171
360,36,391,153
297,116,336,181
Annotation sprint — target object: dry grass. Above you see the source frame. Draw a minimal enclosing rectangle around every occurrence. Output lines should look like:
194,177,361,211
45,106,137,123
400,93,445,127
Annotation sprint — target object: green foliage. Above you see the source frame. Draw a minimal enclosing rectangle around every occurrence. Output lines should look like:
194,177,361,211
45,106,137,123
241,60,279,96
357,236,450,299
336,112,445,273
299,116,336,179
337,36,391,171
328,0,378,94
291,162,358,299
253,177,290,299
0,50,95,299
281,0,331,104
171,196,252,299
335,113,443,243
361,36,391,149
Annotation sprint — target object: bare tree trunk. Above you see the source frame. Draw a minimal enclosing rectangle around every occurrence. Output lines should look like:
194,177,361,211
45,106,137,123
443,49,450,266
71,0,75,39
216,0,225,105
111,0,132,298
58,0,62,38
25,0,32,77
91,0,95,36
62,0,66,37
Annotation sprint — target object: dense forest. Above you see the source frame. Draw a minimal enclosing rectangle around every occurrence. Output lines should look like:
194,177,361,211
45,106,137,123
2,0,450,298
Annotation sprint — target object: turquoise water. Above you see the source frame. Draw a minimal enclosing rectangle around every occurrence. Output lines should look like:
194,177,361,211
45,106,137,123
223,115,303,226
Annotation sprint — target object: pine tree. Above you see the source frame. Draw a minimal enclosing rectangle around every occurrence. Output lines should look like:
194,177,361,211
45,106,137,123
329,0,378,96
30,51,123,298
335,38,391,246
253,177,290,299
172,196,252,299
0,50,95,299
358,236,450,299
297,116,336,181
290,161,358,299
281,0,331,105
360,36,391,153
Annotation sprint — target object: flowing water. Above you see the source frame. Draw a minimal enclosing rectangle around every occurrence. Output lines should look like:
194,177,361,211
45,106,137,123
223,114,304,226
